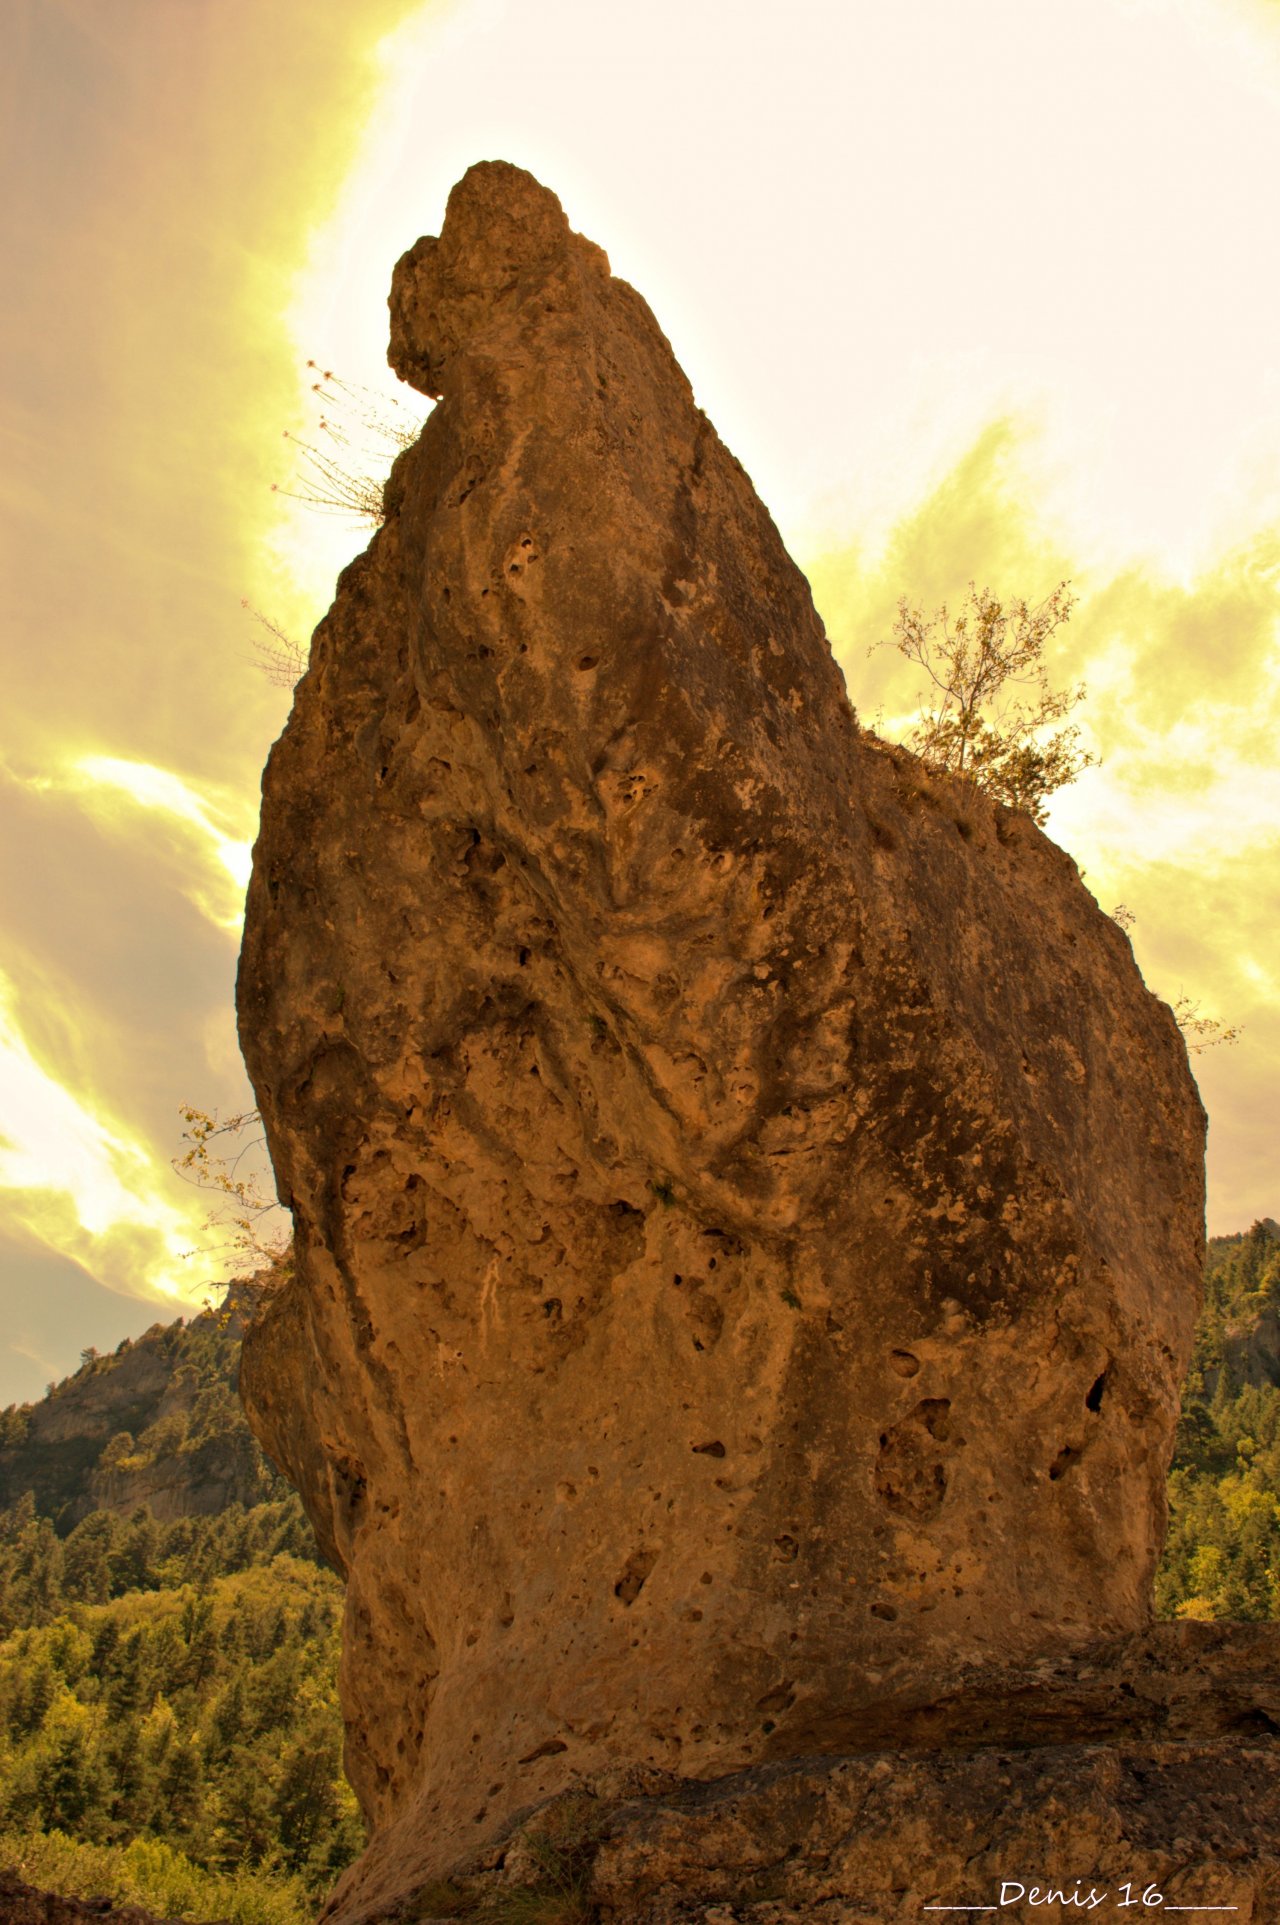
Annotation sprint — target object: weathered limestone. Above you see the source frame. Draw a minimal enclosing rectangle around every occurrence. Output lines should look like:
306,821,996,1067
387,1625,1280,1924
236,163,1207,1920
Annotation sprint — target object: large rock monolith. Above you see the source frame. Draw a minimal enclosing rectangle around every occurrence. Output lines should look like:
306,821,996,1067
236,163,1207,1920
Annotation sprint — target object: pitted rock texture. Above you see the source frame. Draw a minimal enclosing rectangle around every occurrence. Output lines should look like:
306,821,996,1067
236,162,1206,1918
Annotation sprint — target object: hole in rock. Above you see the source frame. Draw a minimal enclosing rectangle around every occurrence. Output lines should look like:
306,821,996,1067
1234,1708,1280,1736
576,654,599,671
1085,1371,1107,1413
773,1534,799,1562
692,1440,726,1458
331,1453,367,1524
686,1291,724,1351
755,1681,796,1715
613,1547,658,1606
517,1738,568,1765
870,1602,898,1621
889,1349,920,1378
1048,1444,1082,1481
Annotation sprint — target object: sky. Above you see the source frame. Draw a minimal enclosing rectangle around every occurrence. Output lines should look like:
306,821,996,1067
1,0,1276,1406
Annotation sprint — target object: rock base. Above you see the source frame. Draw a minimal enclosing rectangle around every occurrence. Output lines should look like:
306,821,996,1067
359,1625,1280,1925
0,1875,177,1925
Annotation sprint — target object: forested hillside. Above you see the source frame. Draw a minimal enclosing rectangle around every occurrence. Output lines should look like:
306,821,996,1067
0,1292,357,1924
0,1283,288,1528
1157,1218,1280,1619
0,1230,1276,1924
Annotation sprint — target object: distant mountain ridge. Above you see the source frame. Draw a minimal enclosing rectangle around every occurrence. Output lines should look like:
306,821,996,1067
0,1279,288,1528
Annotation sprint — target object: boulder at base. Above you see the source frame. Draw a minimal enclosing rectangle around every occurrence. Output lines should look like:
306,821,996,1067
385,1625,1280,1924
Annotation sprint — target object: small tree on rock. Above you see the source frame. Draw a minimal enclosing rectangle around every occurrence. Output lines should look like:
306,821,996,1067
876,579,1094,822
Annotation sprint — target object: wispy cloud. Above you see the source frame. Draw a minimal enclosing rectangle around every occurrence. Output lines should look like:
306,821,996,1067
0,967,210,1306
2,753,254,935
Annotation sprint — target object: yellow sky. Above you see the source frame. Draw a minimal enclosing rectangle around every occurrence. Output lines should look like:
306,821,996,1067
1,0,427,1397
2,0,1276,1402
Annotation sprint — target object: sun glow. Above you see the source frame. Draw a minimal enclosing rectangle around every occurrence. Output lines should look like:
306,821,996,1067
6,754,254,936
0,969,209,1308
74,756,254,926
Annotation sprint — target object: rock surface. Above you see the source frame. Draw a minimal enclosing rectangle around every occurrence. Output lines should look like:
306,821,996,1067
322,1625,1280,1924
236,163,1207,1919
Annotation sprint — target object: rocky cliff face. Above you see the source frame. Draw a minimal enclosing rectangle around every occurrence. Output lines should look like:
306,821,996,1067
236,163,1207,1919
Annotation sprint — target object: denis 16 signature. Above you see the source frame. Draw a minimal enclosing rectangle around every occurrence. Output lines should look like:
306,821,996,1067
925,1882,1238,1912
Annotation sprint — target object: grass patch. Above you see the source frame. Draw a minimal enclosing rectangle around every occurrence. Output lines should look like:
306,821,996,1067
0,1827,312,1925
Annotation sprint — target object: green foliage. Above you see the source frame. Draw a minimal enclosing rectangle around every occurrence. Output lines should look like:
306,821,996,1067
0,1827,310,1925
1155,1219,1280,1621
0,1500,358,1915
